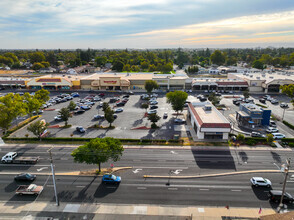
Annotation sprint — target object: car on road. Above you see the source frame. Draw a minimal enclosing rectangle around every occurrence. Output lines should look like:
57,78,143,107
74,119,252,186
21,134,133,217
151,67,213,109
266,127,279,133
163,112,168,119
280,103,289,108
272,133,286,139
251,132,266,138
250,177,271,187
14,173,36,181
102,174,121,184
76,126,85,133
147,109,157,114
269,190,294,203
74,109,85,114
93,115,104,120
174,118,186,124
114,108,123,113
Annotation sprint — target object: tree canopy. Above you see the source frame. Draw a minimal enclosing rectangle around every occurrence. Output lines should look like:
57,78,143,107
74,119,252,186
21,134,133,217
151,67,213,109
210,50,226,66
166,91,188,116
27,120,48,139
71,137,124,172
144,80,159,93
58,107,72,126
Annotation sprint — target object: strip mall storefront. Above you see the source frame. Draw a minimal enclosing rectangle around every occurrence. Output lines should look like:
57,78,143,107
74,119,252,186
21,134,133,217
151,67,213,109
82,76,130,90
26,77,73,90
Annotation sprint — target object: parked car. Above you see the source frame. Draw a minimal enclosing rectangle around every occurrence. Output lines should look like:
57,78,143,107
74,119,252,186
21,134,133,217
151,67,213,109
122,95,129,98
271,99,279,104
149,101,158,105
280,103,289,108
102,174,121,184
266,127,279,133
272,133,286,139
259,98,266,104
250,177,271,187
151,93,158,97
66,96,73,100
116,102,125,107
150,105,158,110
174,118,186,124
147,110,157,114
113,114,118,119
269,190,294,203
269,120,277,128
98,93,105,97
109,97,120,103
81,105,91,110
54,115,62,121
163,112,168,119
14,173,36,181
93,115,104,120
114,108,123,113
76,126,85,133
71,92,80,97
74,109,85,114
251,132,266,138
199,97,207,102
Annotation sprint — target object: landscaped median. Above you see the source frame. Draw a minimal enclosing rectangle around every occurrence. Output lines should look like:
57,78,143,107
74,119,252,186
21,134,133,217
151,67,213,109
143,169,294,179
2,137,184,146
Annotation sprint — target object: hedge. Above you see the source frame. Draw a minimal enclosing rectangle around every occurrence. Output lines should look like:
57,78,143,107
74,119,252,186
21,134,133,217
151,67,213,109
283,120,294,130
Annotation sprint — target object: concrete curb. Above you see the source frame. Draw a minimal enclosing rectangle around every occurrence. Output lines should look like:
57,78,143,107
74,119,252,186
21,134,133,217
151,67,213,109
143,169,294,179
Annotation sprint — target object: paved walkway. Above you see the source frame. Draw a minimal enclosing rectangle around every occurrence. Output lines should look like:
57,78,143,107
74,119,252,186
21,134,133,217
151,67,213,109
0,201,276,220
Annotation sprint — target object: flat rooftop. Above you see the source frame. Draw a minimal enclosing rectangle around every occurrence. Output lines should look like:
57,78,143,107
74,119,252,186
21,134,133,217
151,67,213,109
194,105,224,124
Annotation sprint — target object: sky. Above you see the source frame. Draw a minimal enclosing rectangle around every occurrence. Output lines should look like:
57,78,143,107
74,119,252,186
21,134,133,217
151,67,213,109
0,0,294,49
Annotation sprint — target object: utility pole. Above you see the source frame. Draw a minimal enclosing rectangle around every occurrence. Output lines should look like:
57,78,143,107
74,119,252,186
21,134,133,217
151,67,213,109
282,108,286,121
48,147,59,206
278,158,290,213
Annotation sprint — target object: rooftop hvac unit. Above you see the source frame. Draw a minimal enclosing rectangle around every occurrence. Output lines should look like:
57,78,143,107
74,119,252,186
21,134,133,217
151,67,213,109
203,105,212,111
256,77,260,79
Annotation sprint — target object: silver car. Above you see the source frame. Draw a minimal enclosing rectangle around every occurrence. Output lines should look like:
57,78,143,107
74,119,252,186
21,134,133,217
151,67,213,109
250,177,271,187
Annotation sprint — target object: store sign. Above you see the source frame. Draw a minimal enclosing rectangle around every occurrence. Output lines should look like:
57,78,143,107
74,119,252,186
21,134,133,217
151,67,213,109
104,81,117,84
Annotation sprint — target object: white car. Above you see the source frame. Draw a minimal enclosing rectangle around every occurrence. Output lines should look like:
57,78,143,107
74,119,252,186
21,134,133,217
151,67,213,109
266,127,279,133
54,116,62,121
93,115,104,120
250,177,271,187
272,133,286,139
147,109,157,114
149,101,158,105
114,108,123,113
151,93,158,97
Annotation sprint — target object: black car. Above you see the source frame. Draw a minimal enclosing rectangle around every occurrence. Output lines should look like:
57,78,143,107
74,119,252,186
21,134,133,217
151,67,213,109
123,95,129,98
116,102,125,107
14,173,36,181
74,109,85,114
76,126,86,133
259,98,266,104
269,190,294,203
113,114,118,119
150,105,158,109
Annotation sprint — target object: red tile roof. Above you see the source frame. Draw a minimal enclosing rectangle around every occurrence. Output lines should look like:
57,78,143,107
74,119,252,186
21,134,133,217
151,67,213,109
37,78,61,82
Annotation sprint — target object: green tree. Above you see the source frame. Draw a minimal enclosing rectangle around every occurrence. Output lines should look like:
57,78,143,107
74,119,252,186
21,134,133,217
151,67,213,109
41,61,50,68
210,50,226,66
95,56,107,67
32,62,45,70
280,84,294,105
112,60,124,71
29,52,46,63
102,102,109,112
27,120,48,140
236,134,245,142
58,107,72,126
141,103,149,112
104,107,115,127
122,64,131,72
147,113,161,129
71,137,124,173
208,93,220,106
243,89,250,99
35,89,50,103
68,101,77,111
23,93,42,117
166,91,188,117
266,134,274,144
144,80,159,94
252,60,265,70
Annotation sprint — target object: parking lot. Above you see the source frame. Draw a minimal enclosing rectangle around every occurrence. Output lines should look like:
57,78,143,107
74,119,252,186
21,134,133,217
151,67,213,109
11,92,188,140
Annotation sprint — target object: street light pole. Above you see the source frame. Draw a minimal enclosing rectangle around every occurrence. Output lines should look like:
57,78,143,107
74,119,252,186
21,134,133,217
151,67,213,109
282,108,286,121
278,158,290,213
48,148,59,206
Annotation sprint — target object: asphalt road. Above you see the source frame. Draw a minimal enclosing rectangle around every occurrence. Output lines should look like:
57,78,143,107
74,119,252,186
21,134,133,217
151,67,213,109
1,145,294,209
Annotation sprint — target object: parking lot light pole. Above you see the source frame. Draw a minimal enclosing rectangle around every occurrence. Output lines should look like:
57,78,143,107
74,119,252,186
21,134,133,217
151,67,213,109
278,158,290,213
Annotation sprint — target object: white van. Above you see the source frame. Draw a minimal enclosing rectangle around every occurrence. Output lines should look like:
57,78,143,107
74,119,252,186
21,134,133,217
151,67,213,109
1,152,18,163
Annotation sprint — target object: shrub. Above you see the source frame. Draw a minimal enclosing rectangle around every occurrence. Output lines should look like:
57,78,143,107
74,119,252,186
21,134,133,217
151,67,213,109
266,134,274,144
283,120,294,130
288,142,294,148
236,134,245,142
245,139,257,146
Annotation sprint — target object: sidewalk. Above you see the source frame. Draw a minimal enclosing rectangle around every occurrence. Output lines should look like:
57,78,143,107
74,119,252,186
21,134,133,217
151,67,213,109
0,201,276,220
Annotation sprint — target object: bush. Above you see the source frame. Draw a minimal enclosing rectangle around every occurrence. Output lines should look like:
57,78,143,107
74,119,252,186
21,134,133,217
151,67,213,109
288,142,294,148
245,139,257,146
168,139,184,143
236,134,245,142
266,134,274,144
283,120,294,130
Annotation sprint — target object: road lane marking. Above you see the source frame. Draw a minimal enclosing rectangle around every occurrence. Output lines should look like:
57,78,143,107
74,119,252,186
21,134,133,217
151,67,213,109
133,169,142,173
199,189,209,191
168,188,178,190
134,167,188,169
76,186,86,188
37,167,48,172
231,189,242,192
137,187,146,190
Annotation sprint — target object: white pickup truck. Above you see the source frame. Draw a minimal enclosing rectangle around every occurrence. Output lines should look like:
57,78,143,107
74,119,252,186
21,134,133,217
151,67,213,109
1,152,39,164
15,184,44,195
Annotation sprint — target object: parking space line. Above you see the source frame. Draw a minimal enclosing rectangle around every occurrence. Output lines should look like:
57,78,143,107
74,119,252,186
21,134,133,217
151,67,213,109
231,189,242,192
199,189,209,191
137,187,147,190
168,188,178,190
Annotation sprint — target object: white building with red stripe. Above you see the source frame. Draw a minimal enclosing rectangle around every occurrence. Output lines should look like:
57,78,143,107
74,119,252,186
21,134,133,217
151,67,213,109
188,102,231,140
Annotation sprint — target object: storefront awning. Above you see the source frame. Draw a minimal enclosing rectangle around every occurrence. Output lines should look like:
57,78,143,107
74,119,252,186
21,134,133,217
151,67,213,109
237,111,250,117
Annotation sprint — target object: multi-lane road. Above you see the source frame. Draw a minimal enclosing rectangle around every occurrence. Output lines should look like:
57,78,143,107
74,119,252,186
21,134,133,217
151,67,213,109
0,144,294,209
